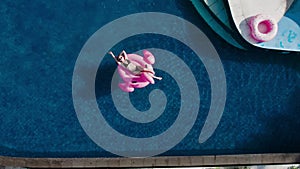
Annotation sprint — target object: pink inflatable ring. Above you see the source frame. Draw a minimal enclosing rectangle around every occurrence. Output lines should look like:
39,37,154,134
249,14,278,42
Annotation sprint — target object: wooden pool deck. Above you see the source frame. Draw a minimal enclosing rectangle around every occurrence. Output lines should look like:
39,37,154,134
1,153,300,168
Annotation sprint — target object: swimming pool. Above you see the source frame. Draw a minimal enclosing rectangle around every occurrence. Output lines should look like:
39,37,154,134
0,0,299,159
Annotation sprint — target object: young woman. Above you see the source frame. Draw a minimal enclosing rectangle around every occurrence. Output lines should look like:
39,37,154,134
109,50,162,80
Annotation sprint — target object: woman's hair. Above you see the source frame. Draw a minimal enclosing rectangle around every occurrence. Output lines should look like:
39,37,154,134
117,52,126,62
117,55,123,62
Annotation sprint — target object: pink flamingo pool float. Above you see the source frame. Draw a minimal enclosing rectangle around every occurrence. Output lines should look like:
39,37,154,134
109,50,162,92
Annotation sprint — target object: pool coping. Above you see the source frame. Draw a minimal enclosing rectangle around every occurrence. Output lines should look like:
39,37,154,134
1,153,300,168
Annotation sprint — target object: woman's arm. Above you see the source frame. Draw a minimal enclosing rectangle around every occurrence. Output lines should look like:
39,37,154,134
108,51,120,64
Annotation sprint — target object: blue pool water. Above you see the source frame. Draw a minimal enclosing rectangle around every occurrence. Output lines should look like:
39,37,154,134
286,0,300,25
0,0,299,157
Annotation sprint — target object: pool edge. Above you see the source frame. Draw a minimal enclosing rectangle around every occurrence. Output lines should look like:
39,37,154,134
1,153,300,168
